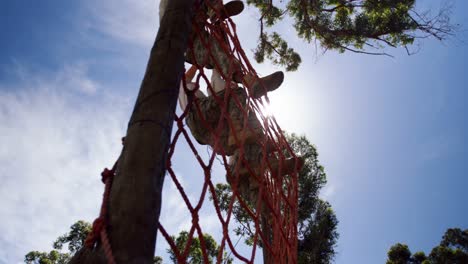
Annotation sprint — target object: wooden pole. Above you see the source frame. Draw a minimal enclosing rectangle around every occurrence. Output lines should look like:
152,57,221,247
69,0,193,262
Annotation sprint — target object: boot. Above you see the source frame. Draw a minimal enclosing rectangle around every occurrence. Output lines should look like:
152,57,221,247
215,0,244,21
244,71,284,99
185,1,244,68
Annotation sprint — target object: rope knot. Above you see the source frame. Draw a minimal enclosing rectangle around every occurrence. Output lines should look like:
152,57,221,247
101,168,114,183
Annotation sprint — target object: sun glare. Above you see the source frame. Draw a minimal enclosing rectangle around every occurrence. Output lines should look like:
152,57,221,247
254,96,290,131
254,92,302,134
259,100,275,118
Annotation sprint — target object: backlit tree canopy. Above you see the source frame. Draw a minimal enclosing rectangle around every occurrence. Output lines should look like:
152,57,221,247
248,0,455,70
386,228,468,264
213,133,339,263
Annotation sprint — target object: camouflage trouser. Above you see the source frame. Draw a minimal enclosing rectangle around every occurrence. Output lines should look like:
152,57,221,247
227,143,264,207
185,86,248,156
227,139,298,210
186,1,242,80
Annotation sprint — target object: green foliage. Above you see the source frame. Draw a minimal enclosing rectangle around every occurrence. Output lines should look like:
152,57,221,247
24,250,69,264
254,32,301,71
387,243,411,264
386,228,468,264
153,256,163,264
440,228,468,251
212,133,339,263
167,231,233,264
412,251,427,264
287,133,327,224
24,221,91,264
25,220,165,264
297,200,339,264
246,0,454,70
52,220,91,254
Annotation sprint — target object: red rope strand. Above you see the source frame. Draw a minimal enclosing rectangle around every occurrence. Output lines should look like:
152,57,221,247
86,1,300,263
159,1,301,263
85,152,119,264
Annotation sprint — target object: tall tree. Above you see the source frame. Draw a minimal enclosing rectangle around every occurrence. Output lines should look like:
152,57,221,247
66,0,454,263
167,231,233,263
25,221,91,264
249,0,456,70
297,200,339,264
213,133,339,263
386,228,468,264
386,243,412,264
25,220,164,264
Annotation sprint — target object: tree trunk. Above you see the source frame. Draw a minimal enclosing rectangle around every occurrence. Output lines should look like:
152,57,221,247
69,0,193,263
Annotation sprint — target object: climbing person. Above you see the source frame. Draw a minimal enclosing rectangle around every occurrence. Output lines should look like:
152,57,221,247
179,65,303,200
178,65,284,155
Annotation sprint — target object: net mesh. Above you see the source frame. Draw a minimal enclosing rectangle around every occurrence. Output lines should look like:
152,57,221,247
158,1,302,263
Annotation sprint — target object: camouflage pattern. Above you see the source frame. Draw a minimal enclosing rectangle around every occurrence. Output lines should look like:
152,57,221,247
185,86,248,156
227,140,304,208
227,142,264,206
186,1,242,80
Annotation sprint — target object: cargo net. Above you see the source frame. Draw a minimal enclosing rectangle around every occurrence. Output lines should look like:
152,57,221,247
158,1,303,263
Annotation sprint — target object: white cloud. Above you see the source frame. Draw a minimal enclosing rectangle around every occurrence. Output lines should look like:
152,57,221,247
59,64,100,94
0,63,129,263
0,61,252,263
159,174,193,233
85,0,159,47
155,170,228,261
0,2,318,262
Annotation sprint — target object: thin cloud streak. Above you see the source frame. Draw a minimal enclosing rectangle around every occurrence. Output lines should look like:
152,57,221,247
84,0,159,48
0,1,339,262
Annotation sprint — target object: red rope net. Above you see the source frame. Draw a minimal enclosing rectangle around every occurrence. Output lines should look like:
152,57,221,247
86,1,303,263
158,1,303,263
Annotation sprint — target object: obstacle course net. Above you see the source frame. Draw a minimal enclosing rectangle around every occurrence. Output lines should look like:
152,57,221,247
159,1,303,263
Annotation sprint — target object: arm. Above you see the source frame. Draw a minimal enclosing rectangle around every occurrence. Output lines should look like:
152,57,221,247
185,65,197,82
209,69,225,95
184,65,205,99
179,66,206,111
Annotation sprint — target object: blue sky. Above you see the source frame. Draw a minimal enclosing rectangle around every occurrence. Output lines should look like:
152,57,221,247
1,0,467,263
